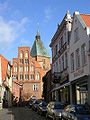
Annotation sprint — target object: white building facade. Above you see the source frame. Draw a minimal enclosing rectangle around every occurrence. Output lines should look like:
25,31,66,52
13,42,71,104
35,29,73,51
50,11,72,103
69,12,90,105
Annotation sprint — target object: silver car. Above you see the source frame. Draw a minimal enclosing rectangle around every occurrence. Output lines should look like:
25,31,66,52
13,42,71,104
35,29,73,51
61,104,90,120
46,101,64,120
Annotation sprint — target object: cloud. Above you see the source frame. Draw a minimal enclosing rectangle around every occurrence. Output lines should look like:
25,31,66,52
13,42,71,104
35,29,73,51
0,16,29,49
44,7,53,22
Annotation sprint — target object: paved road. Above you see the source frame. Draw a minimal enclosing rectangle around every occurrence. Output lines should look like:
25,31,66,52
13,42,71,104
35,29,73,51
0,107,47,120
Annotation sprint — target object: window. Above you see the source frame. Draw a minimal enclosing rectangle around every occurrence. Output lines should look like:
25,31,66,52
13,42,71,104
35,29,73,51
76,48,80,69
14,66,17,72
59,40,61,50
25,51,28,58
30,65,34,72
25,59,29,64
24,66,28,72
62,55,64,71
25,74,29,80
13,75,18,80
81,43,86,65
74,28,79,42
36,72,40,80
33,84,38,91
65,52,68,68
19,66,23,72
61,36,63,47
70,53,74,71
58,58,61,72
30,74,34,80
55,44,58,55
20,74,23,80
20,52,23,58
20,59,24,64
56,61,58,72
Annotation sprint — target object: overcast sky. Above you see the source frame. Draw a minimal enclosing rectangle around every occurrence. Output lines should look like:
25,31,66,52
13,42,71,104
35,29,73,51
0,0,90,62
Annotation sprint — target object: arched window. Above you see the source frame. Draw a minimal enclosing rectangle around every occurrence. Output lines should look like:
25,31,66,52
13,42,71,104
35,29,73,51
36,72,40,80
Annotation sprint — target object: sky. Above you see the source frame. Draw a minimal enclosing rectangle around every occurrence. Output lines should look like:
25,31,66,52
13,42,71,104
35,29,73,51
0,0,90,62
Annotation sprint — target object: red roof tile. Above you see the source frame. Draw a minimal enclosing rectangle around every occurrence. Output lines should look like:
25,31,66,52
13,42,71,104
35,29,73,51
80,14,90,27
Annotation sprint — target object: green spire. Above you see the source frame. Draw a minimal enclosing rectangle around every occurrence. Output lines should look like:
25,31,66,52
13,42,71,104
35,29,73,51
30,32,50,58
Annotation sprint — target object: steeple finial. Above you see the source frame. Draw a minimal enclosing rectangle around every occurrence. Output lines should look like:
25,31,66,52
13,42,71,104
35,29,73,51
36,22,40,40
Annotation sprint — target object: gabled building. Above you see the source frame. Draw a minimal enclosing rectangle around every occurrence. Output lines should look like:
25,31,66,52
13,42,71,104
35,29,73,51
49,11,72,103
69,12,90,105
12,32,50,101
0,55,12,109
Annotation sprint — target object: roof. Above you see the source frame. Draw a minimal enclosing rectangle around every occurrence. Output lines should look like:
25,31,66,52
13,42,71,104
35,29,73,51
80,14,90,27
30,32,50,58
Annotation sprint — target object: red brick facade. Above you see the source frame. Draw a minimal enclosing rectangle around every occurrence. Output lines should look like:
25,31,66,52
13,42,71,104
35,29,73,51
12,46,50,101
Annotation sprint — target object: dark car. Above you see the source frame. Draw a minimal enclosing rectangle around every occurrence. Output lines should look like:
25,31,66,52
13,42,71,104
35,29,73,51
61,104,90,120
27,98,36,108
32,99,42,111
46,101,64,120
37,101,48,115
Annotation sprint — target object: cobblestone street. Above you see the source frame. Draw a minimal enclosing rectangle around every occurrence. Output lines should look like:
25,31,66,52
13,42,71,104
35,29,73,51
0,107,47,120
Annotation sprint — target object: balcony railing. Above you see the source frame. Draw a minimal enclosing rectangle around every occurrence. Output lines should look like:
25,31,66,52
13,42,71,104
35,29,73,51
52,72,61,84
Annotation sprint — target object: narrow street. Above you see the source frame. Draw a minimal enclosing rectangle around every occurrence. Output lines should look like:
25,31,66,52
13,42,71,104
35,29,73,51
0,107,47,120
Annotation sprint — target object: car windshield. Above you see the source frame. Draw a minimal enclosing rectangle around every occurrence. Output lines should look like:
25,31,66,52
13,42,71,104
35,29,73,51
75,106,90,115
54,103,63,109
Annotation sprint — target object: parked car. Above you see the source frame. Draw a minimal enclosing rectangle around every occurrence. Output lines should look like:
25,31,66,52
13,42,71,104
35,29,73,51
27,98,36,108
32,99,42,111
46,101,64,120
61,104,90,120
37,101,48,115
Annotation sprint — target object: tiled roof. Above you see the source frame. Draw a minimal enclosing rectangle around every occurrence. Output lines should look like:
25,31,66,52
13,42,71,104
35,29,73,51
80,14,90,27
30,33,50,58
